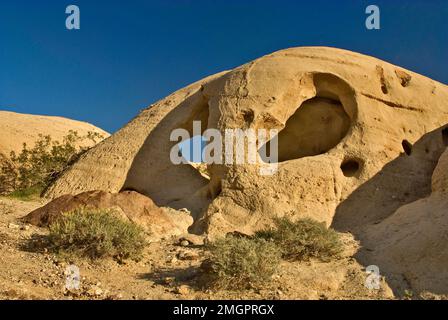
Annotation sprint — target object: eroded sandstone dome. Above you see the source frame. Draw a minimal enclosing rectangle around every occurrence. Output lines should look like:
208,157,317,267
43,47,448,239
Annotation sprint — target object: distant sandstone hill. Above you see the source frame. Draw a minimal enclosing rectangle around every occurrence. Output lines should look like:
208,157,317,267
0,111,109,162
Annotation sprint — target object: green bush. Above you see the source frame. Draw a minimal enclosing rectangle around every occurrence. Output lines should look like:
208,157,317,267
0,157,16,195
255,217,343,262
48,207,146,261
8,185,44,201
0,130,104,197
204,236,281,290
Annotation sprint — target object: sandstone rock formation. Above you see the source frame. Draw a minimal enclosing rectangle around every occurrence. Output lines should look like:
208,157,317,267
44,47,448,241
23,190,192,241
358,147,448,294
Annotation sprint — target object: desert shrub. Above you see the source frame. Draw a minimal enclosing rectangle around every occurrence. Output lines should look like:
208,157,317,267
204,236,281,290
48,207,146,261
8,185,44,201
255,217,343,262
0,130,103,197
0,159,16,195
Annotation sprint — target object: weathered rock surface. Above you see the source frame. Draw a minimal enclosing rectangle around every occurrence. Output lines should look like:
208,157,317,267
44,47,448,240
23,190,192,241
360,148,448,294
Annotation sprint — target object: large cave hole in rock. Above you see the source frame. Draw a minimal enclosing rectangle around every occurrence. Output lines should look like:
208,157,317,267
261,74,356,163
275,97,351,161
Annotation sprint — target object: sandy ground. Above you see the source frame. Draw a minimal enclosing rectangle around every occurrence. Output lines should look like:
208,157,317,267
0,197,395,300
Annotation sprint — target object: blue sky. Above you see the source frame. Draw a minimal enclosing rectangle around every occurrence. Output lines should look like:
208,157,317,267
1,0,447,133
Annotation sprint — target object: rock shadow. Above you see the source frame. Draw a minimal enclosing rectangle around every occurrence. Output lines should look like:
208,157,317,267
331,125,448,295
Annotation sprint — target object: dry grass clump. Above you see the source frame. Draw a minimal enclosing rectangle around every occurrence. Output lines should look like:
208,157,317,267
203,217,344,290
255,217,343,262
48,207,146,261
203,236,281,290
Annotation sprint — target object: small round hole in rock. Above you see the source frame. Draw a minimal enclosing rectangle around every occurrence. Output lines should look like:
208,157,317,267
242,110,254,124
402,140,413,156
442,127,448,146
341,159,360,177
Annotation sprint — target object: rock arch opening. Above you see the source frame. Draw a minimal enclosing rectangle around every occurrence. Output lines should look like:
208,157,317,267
176,136,210,180
121,91,213,220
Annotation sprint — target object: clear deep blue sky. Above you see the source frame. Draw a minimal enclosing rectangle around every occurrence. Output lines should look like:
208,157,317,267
1,0,447,133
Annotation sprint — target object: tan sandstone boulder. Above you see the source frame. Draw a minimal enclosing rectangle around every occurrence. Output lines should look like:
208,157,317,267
42,47,448,239
23,190,193,241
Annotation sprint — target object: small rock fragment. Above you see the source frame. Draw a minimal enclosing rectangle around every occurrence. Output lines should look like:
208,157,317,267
164,277,176,285
178,234,205,246
175,285,190,295
180,240,190,247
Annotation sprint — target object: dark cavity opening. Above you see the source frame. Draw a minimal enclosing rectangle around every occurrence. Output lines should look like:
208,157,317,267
442,127,448,146
259,73,356,163
402,140,413,156
270,96,351,162
242,109,255,124
341,159,360,177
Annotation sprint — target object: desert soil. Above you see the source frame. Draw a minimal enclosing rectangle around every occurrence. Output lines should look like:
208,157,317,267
0,196,395,300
